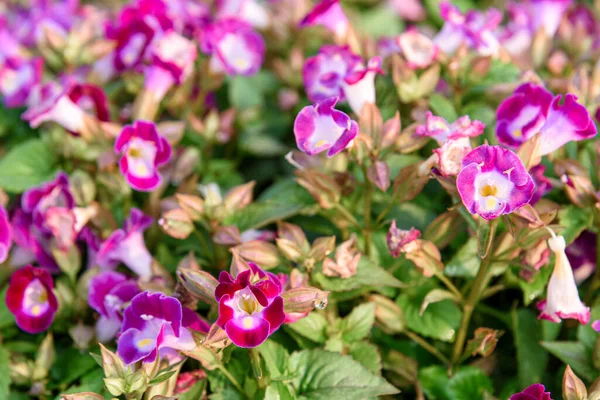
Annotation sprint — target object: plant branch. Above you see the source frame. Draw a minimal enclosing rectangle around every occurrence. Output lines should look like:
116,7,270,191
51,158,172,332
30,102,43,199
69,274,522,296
405,330,449,366
362,164,373,256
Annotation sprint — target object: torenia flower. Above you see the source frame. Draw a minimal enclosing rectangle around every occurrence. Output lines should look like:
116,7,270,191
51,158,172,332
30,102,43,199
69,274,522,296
216,0,270,29
66,82,110,124
200,19,265,76
215,262,285,348
22,172,75,233
0,205,12,264
387,221,420,258
299,0,349,40
496,83,597,154
457,145,535,220
0,56,43,108
115,120,172,191
341,57,383,115
88,271,140,342
303,45,362,102
6,265,58,334
145,31,197,100
566,231,596,284
293,97,358,157
528,0,572,37
396,29,438,69
117,292,197,365
538,232,590,325
510,383,553,400
96,208,154,279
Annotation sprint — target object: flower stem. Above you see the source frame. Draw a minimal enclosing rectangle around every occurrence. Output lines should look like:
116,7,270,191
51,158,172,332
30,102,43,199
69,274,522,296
334,203,361,228
405,330,449,366
217,365,244,394
362,164,373,256
249,347,266,389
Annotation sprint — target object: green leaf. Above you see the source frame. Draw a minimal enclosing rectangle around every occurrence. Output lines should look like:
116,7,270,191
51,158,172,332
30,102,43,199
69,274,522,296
540,341,597,381
148,369,178,386
445,238,480,278
429,93,458,122
420,289,458,315
558,206,594,244
353,6,404,38
0,345,10,399
512,309,549,388
0,139,57,193
286,312,329,343
341,303,376,343
228,72,277,110
396,285,462,342
347,341,382,375
518,262,553,306
224,202,304,231
419,366,452,400
314,258,405,292
0,286,15,330
447,367,493,400
259,340,289,378
476,218,496,258
289,349,398,399
239,134,288,157
578,299,600,350
265,381,296,400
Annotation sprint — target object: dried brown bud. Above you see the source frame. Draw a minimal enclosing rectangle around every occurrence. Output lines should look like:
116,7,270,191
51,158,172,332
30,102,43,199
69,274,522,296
322,235,361,278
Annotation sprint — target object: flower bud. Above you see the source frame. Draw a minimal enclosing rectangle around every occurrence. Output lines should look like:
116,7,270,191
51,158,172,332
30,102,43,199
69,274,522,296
367,161,391,192
60,393,105,400
70,170,96,206
563,365,587,400
404,240,443,277
33,334,55,381
177,268,219,305
99,344,126,379
126,369,149,393
277,238,305,262
159,209,194,239
278,222,310,253
381,112,401,149
176,194,205,221
103,378,127,397
423,210,462,249
172,148,201,185
232,240,280,268
223,181,255,212
307,236,336,264
69,323,95,351
295,169,341,209
230,251,251,277
369,295,405,333
212,225,242,246
282,287,329,314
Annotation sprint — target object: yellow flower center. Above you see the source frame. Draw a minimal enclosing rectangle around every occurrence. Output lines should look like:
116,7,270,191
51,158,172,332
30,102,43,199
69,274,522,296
137,338,153,348
480,184,498,197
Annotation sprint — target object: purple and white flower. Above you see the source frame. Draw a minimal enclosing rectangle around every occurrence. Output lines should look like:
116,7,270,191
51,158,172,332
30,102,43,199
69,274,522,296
0,57,43,108
538,233,590,325
342,56,383,115
302,45,362,103
299,0,349,40
215,262,285,348
66,82,110,124
528,0,572,37
293,96,358,157
457,145,535,220
96,208,154,279
200,19,265,76
117,292,197,364
114,120,172,192
6,265,59,334
88,271,141,342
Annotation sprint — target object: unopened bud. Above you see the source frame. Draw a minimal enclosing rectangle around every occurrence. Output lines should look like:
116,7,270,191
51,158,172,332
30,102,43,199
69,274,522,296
282,287,329,314
370,295,405,333
307,236,336,263
177,268,219,304
367,161,391,192
33,333,55,381
232,240,280,268
563,365,588,400
69,323,95,350
70,170,96,206
103,378,127,397
381,112,401,149
99,343,126,379
172,148,201,184
159,209,194,239
230,251,251,277
295,169,341,209
423,210,462,249
176,194,205,221
212,225,242,246
60,393,105,400
277,238,305,262
223,181,255,212
405,240,443,277
278,222,310,253
126,369,148,393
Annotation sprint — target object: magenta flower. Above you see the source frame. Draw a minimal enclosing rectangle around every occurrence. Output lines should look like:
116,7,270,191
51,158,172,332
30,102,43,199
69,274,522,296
0,56,43,108
538,233,590,325
566,231,596,284
496,3,533,56
22,172,75,233
44,207,77,251
299,0,349,39
200,19,265,76
593,320,600,332
0,205,12,264
397,29,438,69
457,145,535,220
377,37,402,59
216,0,270,29
10,210,58,271
510,383,552,400
528,0,572,37
96,208,153,279
529,165,552,205
387,221,420,258
67,82,110,124
293,97,358,157
115,120,172,192
497,83,597,154
88,271,141,342
117,292,198,365
6,265,58,334
302,45,362,103
215,263,285,348
145,31,197,100
342,56,383,115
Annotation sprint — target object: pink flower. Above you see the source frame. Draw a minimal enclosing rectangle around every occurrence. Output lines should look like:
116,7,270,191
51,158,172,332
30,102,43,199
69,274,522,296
538,233,590,325
117,292,201,364
293,96,358,157
22,172,75,234
0,205,12,264
66,82,110,124
115,120,172,191
96,208,154,279
216,0,270,29
510,383,553,400
0,56,43,108
529,165,552,204
386,0,426,21
342,57,383,115
200,19,265,76
6,265,58,334
457,145,535,220
387,221,420,258
396,29,438,69
299,0,349,39
528,0,572,37
215,263,285,348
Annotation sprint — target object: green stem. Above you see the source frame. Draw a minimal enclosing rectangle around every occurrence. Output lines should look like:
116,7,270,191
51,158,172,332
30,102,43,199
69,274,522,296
249,348,266,389
457,205,478,232
362,164,373,256
433,269,463,300
334,203,361,228
218,365,244,394
405,330,449,366
194,228,214,263
374,199,396,227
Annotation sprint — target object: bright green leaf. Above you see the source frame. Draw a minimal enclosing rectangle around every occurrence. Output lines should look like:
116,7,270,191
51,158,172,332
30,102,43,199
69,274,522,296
341,303,376,343
348,341,382,375
512,309,549,388
429,93,458,122
540,341,597,381
259,341,289,378
0,139,57,193
558,206,594,245
286,312,329,343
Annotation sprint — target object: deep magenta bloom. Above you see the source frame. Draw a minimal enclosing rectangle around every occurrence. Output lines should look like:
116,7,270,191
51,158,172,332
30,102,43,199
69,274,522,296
299,0,349,39
115,120,172,192
0,56,43,108
6,265,58,334
88,271,141,342
215,263,285,348
302,45,362,103
200,19,265,76
117,292,198,364
10,210,58,271
67,82,110,124
96,208,154,279
510,383,552,400
0,205,12,264
457,145,535,220
529,165,552,205
22,172,75,233
293,97,358,157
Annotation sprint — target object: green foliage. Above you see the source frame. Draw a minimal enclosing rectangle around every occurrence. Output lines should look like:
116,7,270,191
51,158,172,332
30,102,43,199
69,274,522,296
0,138,57,193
